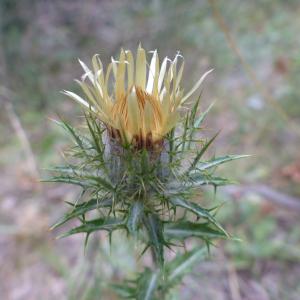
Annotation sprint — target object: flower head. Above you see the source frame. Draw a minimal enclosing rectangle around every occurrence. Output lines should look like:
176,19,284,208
63,45,212,149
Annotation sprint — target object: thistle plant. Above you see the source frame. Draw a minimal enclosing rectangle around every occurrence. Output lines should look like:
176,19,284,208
48,45,248,299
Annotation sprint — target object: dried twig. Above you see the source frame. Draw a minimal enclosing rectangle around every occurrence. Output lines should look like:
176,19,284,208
0,87,40,179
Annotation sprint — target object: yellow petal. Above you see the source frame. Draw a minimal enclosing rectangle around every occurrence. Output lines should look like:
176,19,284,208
126,50,134,89
135,45,146,89
78,59,93,83
62,90,94,111
175,59,184,92
116,49,126,100
144,100,154,136
181,69,213,104
158,57,168,94
91,54,103,74
161,90,171,122
146,50,159,95
75,80,101,110
127,90,140,135
162,111,179,135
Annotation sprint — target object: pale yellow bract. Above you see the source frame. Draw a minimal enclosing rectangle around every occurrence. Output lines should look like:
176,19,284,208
63,45,212,148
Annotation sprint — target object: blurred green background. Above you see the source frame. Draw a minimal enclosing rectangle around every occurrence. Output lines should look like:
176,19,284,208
0,0,300,299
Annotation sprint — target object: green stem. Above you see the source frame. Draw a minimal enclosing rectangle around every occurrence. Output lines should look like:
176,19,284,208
150,248,167,299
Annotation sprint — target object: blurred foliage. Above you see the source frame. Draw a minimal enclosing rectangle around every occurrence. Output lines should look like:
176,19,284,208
1,0,300,299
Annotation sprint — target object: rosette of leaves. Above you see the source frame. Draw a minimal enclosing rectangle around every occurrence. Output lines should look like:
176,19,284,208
47,45,248,299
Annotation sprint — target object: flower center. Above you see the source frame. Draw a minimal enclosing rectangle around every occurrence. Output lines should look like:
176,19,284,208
109,86,164,150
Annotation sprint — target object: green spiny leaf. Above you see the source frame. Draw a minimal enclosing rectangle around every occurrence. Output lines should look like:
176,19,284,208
189,173,236,186
186,93,202,150
42,176,93,188
167,128,175,164
85,175,115,191
127,201,144,234
194,102,214,128
143,214,165,268
189,94,201,128
85,114,104,156
180,111,190,152
51,197,112,230
187,131,220,173
58,217,125,238
164,221,227,240
46,165,81,175
196,155,250,171
59,119,89,150
169,198,227,235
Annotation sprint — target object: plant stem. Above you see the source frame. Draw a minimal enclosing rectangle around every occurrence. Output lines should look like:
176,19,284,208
150,248,167,299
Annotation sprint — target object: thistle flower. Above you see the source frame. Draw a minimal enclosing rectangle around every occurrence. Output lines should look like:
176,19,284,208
48,45,248,298
63,45,212,150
